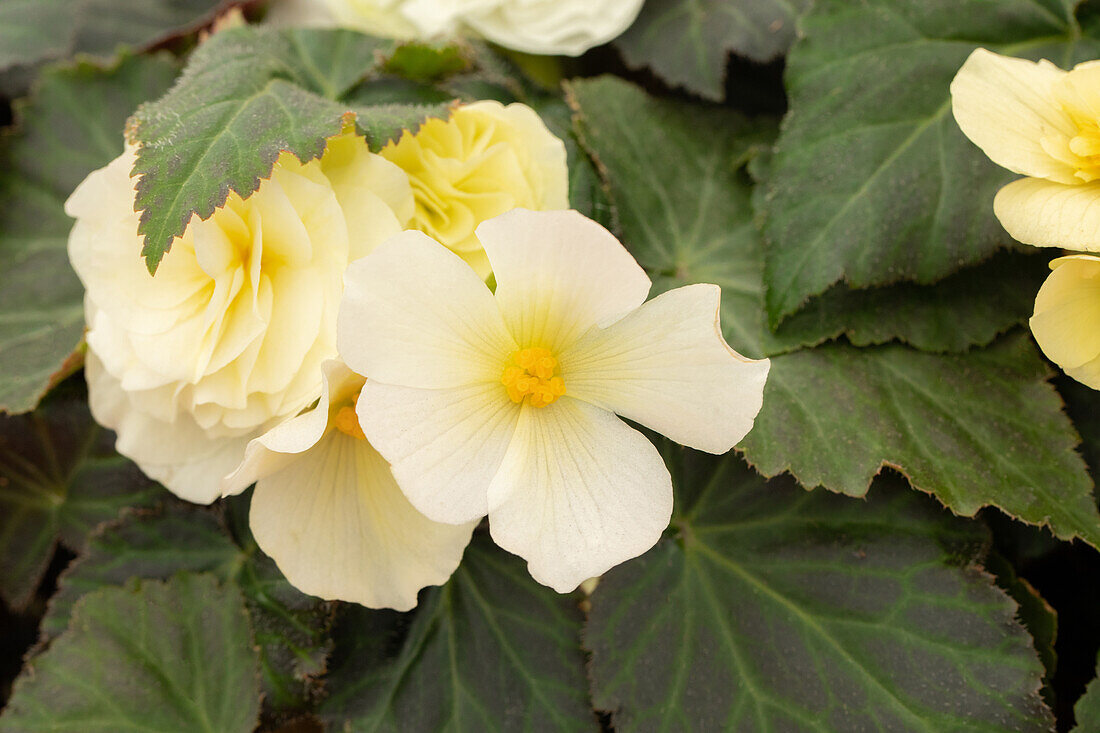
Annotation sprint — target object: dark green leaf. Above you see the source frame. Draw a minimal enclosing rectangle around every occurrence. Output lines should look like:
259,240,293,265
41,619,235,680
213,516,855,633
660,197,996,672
1075,653,1100,730
0,55,178,414
0,573,261,733
0,0,223,89
762,0,1100,325
615,0,810,99
587,451,1053,731
129,27,393,271
740,332,1100,549
382,41,471,83
986,551,1058,692
567,76,1042,357
322,534,597,732
0,392,159,609
40,499,331,715
351,102,453,152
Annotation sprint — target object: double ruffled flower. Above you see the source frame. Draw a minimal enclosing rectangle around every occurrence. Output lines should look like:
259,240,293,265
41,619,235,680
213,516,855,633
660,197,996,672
67,132,412,503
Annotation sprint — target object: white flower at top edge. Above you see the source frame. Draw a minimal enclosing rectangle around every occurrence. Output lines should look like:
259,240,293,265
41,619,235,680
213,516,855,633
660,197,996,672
336,208,771,592
222,360,477,610
267,0,646,57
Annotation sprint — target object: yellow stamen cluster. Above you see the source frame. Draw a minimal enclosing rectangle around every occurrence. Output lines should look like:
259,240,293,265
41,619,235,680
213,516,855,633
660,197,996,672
501,347,566,408
1052,67,1100,182
334,405,366,440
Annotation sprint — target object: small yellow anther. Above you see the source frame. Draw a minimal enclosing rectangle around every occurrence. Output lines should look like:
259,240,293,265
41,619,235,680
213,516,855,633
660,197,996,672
501,347,565,407
334,405,366,440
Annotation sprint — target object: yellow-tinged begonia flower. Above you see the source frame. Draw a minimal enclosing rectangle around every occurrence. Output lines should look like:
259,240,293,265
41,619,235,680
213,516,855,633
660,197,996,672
222,360,477,610
336,209,771,592
380,100,568,279
951,48,1100,251
267,0,645,56
67,132,414,504
1030,254,1100,389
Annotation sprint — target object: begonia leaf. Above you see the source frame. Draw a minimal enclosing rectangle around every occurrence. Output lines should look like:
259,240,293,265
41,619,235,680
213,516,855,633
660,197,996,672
128,26,406,272
740,333,1100,549
762,0,1100,325
566,76,1046,358
0,390,158,610
0,573,261,733
1075,654,1100,729
321,534,597,732
40,499,332,715
0,55,177,414
586,451,1053,731
0,0,228,92
615,0,810,100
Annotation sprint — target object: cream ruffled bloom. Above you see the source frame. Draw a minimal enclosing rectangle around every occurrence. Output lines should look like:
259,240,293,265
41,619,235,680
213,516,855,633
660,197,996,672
267,0,644,56
223,360,477,609
1030,255,1100,389
67,132,413,503
337,209,770,592
951,48,1100,251
380,100,568,279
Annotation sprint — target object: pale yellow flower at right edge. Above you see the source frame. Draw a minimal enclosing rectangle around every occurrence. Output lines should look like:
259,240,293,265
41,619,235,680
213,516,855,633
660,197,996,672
951,48,1100,389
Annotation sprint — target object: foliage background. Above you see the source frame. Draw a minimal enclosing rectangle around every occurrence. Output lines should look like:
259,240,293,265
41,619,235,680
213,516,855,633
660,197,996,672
0,0,1099,731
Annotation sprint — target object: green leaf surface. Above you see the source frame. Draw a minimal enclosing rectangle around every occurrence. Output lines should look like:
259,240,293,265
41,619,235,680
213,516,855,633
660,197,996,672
586,451,1052,731
0,392,159,610
615,0,810,99
129,26,395,271
740,332,1100,549
0,0,223,86
0,573,261,733
322,534,597,732
40,500,331,714
1075,654,1100,730
0,55,178,414
986,551,1058,692
762,0,1100,324
566,76,1043,358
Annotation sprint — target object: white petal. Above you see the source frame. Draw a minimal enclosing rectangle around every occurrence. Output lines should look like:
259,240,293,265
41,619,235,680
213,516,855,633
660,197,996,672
993,177,1100,251
478,209,651,352
356,380,522,524
562,284,769,454
1030,254,1100,389
487,398,673,593
250,430,476,610
223,360,359,496
951,48,1078,182
86,351,250,504
338,230,517,389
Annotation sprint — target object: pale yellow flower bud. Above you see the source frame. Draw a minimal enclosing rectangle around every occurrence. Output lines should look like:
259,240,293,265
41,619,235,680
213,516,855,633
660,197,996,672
380,100,568,278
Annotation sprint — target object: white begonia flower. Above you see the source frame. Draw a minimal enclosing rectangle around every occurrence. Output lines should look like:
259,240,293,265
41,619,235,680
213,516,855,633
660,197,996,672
1030,254,1100,390
222,360,477,609
337,209,770,592
67,132,414,504
951,48,1100,251
380,100,568,279
267,0,643,55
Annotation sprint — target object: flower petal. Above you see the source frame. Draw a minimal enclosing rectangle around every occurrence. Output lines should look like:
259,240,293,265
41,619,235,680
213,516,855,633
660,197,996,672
222,360,357,496
1030,254,1100,389
478,209,651,352
356,380,522,524
86,351,250,504
487,398,673,592
993,177,1100,251
951,48,1078,183
249,429,476,610
338,230,517,389
562,284,769,454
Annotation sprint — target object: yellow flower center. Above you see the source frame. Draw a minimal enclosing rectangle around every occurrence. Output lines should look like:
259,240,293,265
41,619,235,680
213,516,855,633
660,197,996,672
334,405,366,440
501,347,566,408
1049,66,1100,182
